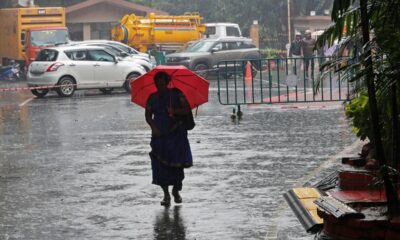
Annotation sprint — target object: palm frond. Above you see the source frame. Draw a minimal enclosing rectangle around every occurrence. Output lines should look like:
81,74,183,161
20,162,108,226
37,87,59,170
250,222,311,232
316,6,360,49
331,0,356,22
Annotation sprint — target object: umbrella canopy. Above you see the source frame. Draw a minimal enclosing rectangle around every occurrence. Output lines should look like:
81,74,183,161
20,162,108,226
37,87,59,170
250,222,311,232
131,65,209,109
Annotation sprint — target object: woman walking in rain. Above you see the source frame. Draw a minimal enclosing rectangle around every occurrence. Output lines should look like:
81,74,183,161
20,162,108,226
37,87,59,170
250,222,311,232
145,72,193,207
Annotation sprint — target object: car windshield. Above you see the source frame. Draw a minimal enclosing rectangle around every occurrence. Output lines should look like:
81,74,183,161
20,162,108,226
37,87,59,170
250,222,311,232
35,49,58,61
185,41,216,52
31,29,69,46
129,47,140,54
90,45,124,57
111,43,131,54
111,45,131,56
102,46,121,56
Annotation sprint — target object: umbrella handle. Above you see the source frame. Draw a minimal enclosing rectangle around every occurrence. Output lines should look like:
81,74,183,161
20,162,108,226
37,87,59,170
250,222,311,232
195,106,198,117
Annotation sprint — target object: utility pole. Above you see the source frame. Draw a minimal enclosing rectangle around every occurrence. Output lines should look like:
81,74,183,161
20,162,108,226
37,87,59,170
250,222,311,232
287,0,291,44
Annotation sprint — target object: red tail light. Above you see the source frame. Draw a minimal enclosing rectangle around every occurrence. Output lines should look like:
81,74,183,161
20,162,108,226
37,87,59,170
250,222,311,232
46,62,64,72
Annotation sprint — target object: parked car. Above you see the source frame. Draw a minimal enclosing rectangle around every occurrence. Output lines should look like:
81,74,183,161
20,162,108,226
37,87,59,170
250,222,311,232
66,41,155,72
72,40,156,65
27,45,146,98
165,37,260,78
86,43,154,71
203,23,242,39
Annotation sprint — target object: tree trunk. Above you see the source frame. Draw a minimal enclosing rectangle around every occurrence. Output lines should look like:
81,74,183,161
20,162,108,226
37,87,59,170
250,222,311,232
360,0,399,216
392,84,399,185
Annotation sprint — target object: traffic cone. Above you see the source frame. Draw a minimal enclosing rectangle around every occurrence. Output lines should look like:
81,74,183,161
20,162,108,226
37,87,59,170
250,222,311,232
245,61,252,81
245,61,253,100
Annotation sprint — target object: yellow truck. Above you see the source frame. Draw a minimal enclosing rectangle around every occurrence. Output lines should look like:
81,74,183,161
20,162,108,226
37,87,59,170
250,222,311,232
0,7,68,67
112,12,205,53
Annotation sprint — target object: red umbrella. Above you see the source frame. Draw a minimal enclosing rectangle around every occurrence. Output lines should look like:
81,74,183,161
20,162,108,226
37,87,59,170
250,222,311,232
131,65,209,109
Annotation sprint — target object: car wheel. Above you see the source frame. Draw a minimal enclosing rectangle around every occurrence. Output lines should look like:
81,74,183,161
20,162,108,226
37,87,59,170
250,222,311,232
99,88,114,94
31,89,49,98
124,72,141,93
56,76,75,97
194,63,209,78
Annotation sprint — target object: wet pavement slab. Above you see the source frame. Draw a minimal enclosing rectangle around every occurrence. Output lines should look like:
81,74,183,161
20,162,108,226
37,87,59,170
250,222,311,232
0,80,357,239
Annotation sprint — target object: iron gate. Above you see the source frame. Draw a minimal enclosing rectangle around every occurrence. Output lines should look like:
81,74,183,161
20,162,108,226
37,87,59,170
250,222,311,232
216,57,355,106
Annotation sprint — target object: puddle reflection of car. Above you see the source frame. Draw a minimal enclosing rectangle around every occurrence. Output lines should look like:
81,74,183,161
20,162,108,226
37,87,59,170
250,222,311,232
27,45,146,98
165,37,260,78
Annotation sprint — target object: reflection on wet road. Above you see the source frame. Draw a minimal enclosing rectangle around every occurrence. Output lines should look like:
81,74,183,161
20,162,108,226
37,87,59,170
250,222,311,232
0,81,356,239
154,206,186,240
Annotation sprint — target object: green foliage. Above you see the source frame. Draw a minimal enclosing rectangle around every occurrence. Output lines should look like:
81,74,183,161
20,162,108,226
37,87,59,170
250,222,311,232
345,90,400,162
316,1,359,49
345,94,371,141
319,0,400,166
260,48,286,59
325,1,400,215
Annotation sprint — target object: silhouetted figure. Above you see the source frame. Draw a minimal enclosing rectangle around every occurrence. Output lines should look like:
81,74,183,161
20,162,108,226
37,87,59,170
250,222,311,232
145,72,193,207
289,32,303,75
302,30,316,80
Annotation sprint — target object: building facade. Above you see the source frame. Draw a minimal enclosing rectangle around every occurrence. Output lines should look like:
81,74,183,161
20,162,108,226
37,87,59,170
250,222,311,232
293,15,331,35
66,0,167,41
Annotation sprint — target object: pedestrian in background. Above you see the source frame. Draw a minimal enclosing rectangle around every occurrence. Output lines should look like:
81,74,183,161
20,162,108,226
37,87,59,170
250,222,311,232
289,32,303,75
145,72,193,207
302,30,316,80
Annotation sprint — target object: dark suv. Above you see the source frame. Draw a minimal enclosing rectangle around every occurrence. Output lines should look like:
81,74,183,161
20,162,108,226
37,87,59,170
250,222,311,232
165,37,260,78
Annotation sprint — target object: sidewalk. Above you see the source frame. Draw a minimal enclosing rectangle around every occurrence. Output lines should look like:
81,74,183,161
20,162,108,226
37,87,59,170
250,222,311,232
270,139,366,240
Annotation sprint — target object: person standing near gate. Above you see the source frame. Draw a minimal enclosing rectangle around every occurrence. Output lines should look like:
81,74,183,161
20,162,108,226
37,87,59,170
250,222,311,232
302,30,316,80
289,32,303,75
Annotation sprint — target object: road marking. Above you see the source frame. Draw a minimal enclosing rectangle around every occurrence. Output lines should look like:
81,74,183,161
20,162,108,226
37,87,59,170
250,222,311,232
19,97,34,107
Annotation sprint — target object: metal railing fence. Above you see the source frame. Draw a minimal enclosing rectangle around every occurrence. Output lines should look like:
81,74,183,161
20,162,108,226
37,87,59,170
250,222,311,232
217,57,356,106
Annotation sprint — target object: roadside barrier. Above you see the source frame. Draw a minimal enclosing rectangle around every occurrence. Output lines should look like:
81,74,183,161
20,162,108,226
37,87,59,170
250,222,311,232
217,56,356,106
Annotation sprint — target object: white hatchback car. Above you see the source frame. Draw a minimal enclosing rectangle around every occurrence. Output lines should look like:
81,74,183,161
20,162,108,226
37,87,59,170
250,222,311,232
78,40,156,64
27,45,146,97
65,41,155,72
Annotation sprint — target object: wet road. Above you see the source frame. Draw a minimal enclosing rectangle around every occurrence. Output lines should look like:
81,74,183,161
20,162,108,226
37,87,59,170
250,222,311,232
0,80,357,239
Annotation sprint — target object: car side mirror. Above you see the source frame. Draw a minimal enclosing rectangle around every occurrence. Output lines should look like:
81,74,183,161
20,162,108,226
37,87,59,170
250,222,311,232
114,56,120,63
211,47,219,53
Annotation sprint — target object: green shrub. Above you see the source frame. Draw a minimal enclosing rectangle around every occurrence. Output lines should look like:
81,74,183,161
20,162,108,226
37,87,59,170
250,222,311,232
260,48,286,59
345,91,400,162
345,93,372,141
